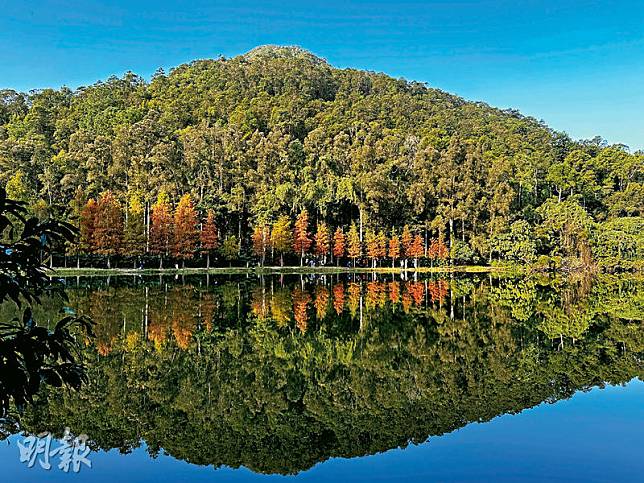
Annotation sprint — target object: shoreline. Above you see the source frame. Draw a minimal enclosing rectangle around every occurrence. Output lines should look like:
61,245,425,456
49,265,510,277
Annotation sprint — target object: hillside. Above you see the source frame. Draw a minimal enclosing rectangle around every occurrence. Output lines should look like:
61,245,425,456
0,46,642,268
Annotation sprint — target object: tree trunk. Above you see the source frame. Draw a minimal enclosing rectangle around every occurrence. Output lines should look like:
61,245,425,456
206,252,210,269
159,256,163,270
449,218,454,251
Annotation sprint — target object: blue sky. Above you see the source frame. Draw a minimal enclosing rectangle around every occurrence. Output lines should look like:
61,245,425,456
1,0,643,150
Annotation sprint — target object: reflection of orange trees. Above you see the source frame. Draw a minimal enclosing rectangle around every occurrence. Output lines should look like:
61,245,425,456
292,288,311,333
200,292,217,331
314,286,330,320
428,279,449,304
401,288,412,313
408,282,425,306
366,282,386,311
146,287,198,350
172,288,198,349
172,314,195,350
251,287,270,321
148,321,167,351
389,281,400,305
332,283,345,314
428,238,449,263
96,339,114,356
88,290,123,356
347,283,361,318
270,289,292,327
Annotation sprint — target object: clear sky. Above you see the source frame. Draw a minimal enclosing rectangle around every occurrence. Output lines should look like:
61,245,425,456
1,0,642,150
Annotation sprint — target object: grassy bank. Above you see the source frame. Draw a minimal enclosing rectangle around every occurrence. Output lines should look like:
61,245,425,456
50,265,510,277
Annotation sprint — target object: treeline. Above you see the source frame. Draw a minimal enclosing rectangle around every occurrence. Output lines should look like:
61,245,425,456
76,190,447,268
1,46,642,269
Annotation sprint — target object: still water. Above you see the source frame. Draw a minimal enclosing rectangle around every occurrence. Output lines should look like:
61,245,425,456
0,272,642,481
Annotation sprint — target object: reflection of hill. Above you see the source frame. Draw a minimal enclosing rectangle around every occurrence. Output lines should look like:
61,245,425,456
14,274,644,475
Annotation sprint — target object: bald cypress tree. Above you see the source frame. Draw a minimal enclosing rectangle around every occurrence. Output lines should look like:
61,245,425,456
150,191,173,269
174,194,199,267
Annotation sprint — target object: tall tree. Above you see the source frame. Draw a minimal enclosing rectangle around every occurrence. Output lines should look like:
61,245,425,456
79,198,98,255
347,222,362,266
293,209,312,266
388,229,401,268
174,194,199,267
124,192,146,263
251,224,270,266
150,191,173,269
332,227,346,266
200,210,219,269
271,215,292,267
365,229,379,269
409,234,425,269
428,237,449,266
93,191,123,268
314,222,330,264
376,230,388,266
401,225,413,270
220,235,239,267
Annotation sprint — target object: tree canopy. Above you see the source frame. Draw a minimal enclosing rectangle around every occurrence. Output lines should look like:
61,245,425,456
1,46,642,268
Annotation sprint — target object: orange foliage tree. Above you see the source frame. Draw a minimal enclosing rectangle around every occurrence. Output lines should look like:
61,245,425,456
409,234,425,268
174,194,199,266
376,230,387,264
314,222,330,263
94,191,123,268
79,198,98,254
388,229,401,268
428,237,449,266
293,209,312,265
251,224,270,265
200,210,218,268
332,227,346,266
365,229,379,268
150,191,173,268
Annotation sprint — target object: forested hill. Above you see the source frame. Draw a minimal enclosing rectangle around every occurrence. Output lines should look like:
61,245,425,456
1,45,642,268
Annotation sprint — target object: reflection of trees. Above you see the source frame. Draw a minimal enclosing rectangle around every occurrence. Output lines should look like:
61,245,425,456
314,286,330,320
332,284,344,315
292,288,311,333
10,274,643,476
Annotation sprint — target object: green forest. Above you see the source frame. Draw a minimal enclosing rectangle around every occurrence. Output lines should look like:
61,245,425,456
1,46,642,270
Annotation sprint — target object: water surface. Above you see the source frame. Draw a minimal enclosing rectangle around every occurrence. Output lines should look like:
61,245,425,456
1,273,642,481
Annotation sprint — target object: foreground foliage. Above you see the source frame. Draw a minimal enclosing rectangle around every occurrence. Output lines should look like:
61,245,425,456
0,188,93,418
